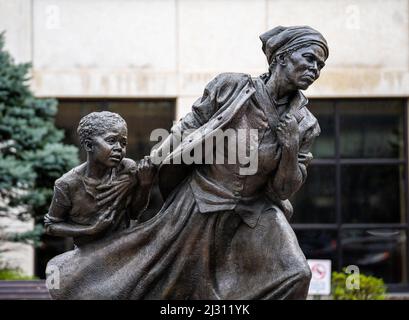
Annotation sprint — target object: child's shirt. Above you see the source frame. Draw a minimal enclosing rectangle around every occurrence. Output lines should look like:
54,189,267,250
44,158,137,246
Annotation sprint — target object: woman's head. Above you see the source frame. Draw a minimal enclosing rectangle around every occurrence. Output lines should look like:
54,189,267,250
260,26,329,66
77,111,128,167
260,26,328,90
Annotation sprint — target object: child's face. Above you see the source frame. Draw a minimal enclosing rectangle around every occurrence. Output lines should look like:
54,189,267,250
90,122,128,168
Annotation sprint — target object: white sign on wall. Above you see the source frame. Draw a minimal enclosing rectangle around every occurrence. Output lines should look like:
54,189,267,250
307,259,332,296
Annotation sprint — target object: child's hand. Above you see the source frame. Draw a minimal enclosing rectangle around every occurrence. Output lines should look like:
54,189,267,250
88,209,114,235
137,156,157,187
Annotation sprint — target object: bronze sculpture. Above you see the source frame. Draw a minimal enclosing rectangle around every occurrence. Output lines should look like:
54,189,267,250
45,25,328,300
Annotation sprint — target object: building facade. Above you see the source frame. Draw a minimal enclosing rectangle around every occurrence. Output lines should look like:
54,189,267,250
1,0,408,291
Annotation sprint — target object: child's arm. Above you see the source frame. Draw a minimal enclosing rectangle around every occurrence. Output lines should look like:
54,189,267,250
45,208,113,237
44,180,113,237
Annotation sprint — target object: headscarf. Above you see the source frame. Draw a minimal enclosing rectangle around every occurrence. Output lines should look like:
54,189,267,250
260,26,329,65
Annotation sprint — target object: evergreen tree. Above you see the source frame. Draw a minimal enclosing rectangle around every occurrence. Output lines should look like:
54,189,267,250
0,32,79,244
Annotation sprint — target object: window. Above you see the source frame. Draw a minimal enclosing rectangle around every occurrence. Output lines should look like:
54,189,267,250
291,99,408,290
54,99,176,161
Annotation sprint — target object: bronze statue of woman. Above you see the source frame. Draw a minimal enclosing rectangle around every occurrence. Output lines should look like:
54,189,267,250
46,25,328,300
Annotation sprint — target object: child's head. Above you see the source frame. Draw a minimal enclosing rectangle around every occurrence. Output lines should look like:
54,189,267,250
78,111,128,168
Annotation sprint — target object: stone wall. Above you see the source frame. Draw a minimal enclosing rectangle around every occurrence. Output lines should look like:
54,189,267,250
1,0,408,118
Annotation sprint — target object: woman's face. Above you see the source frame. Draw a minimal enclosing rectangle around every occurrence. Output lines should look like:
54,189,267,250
89,122,128,168
282,44,326,90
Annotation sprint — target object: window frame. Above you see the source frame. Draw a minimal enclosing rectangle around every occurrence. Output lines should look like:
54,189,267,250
292,98,409,291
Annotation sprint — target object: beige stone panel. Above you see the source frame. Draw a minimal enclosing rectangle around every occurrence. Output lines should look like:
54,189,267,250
0,216,34,277
178,71,220,96
267,0,409,69
0,242,34,276
176,95,198,120
32,68,178,97
176,68,409,111
306,68,409,97
178,0,267,73
0,0,32,63
33,0,177,70
176,70,409,120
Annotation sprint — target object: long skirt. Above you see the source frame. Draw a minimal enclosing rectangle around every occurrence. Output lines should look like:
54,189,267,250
46,179,311,299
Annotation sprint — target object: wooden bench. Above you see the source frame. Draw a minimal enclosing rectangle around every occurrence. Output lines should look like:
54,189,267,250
0,280,51,300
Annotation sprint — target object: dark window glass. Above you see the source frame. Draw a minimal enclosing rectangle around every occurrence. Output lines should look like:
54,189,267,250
292,165,336,223
292,99,407,287
341,230,407,284
55,100,175,161
339,100,404,159
54,101,99,156
108,101,175,160
308,100,335,159
341,165,406,224
294,230,337,262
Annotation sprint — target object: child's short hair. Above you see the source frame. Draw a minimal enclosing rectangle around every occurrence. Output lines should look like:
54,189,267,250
77,111,127,147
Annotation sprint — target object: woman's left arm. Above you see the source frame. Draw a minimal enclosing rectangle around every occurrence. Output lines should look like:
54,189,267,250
272,114,320,200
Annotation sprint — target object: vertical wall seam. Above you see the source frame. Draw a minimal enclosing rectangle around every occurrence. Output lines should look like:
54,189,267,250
30,0,34,65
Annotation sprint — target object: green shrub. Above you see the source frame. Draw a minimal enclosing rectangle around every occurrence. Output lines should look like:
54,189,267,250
332,269,386,300
0,268,37,280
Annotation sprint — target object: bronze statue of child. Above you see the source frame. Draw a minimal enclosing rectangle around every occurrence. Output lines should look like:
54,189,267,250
44,111,155,246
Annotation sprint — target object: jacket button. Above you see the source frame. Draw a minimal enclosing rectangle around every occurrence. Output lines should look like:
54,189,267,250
217,115,222,120
246,89,250,94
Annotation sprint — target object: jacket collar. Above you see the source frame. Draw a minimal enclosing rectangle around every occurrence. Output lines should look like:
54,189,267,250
257,74,308,111
287,90,308,123
289,90,308,111
256,75,308,124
